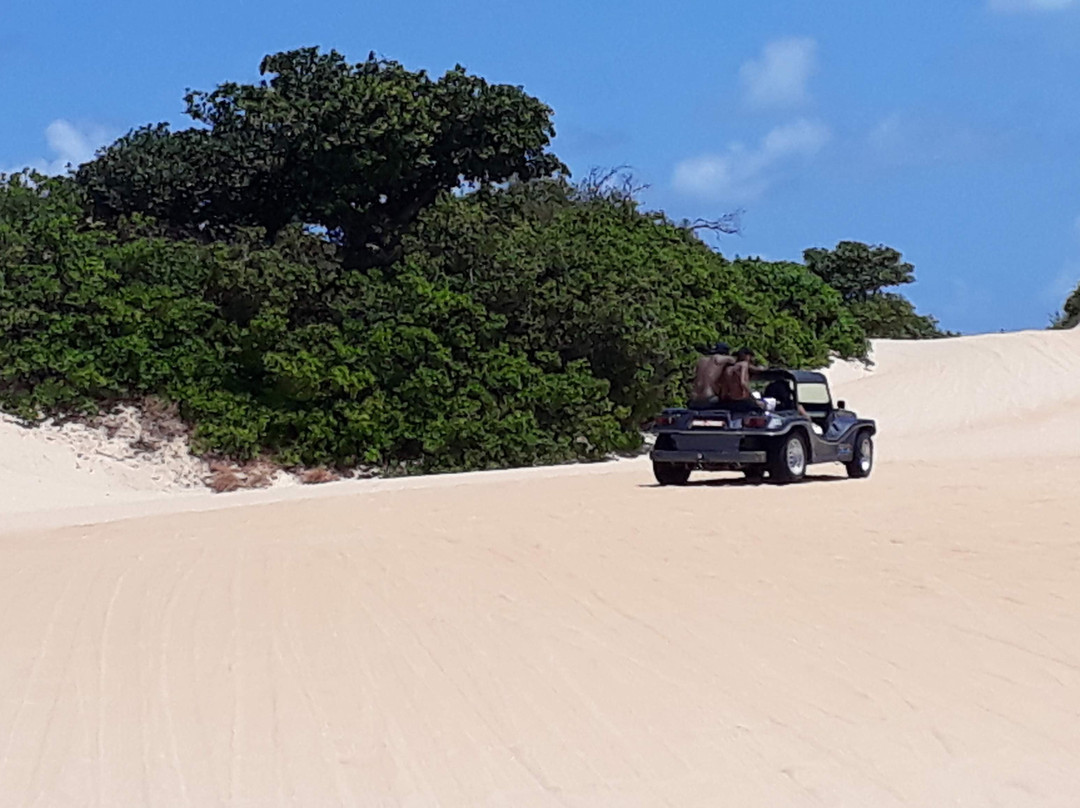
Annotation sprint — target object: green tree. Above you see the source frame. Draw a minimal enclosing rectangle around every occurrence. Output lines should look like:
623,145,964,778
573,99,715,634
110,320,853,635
847,293,951,340
803,241,915,303
1051,283,1080,329
803,240,949,338
76,47,565,268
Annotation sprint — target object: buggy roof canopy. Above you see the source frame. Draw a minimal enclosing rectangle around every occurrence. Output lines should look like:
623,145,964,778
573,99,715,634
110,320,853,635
757,368,829,385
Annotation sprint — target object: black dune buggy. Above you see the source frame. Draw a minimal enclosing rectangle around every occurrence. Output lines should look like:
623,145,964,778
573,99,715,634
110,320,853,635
649,369,876,485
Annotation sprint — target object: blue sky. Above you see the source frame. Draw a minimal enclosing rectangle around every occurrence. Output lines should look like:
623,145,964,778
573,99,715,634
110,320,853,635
3,0,1080,333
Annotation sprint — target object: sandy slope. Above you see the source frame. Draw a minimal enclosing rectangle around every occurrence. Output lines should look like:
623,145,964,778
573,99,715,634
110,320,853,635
827,325,1080,460
2,327,1079,807
0,408,210,516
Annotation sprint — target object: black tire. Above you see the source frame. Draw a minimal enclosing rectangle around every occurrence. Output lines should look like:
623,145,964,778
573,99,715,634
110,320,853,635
744,466,766,484
845,431,874,479
767,432,808,484
653,461,691,486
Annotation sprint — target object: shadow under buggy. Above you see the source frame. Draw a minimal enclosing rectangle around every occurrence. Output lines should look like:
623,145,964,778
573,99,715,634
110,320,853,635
649,369,876,485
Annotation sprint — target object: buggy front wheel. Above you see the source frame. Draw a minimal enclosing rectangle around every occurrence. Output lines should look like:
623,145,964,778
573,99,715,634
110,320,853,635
845,432,874,479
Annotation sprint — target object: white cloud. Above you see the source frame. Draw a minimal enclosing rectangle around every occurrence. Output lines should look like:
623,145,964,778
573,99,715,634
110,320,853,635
988,0,1075,11
3,119,110,177
867,112,986,167
672,119,830,202
739,37,817,110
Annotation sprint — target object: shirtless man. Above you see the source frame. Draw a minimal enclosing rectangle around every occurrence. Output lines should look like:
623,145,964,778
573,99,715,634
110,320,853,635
718,348,763,411
689,342,733,409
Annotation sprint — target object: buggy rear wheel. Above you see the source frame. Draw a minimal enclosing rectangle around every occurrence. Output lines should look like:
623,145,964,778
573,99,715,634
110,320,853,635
653,461,691,486
845,432,874,478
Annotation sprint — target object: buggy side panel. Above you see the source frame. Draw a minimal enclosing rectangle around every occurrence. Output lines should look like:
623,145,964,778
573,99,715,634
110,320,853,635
808,418,876,464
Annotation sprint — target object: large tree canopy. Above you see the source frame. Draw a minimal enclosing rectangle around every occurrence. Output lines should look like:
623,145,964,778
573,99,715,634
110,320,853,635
76,48,565,267
803,241,949,339
802,241,915,303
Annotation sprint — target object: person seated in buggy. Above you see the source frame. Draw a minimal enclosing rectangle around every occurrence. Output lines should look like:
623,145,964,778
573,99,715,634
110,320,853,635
760,378,808,418
688,341,733,409
717,348,766,412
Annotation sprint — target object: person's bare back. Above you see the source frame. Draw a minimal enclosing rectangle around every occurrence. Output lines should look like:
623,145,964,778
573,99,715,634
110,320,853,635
718,359,752,401
691,353,733,404
718,348,763,406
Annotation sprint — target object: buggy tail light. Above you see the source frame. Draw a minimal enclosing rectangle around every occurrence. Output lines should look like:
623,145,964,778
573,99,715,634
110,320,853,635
654,414,677,427
743,415,768,428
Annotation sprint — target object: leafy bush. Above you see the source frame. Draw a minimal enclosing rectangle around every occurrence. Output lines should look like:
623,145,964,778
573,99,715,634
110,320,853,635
0,173,622,471
0,171,867,472
403,179,867,426
1051,282,1079,329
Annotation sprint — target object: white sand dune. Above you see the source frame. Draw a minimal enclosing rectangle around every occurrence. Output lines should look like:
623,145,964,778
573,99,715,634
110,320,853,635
0,407,210,516
827,325,1080,460
2,327,1080,807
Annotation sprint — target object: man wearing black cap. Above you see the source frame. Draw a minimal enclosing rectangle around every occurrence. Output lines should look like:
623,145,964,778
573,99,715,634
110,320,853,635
689,341,733,409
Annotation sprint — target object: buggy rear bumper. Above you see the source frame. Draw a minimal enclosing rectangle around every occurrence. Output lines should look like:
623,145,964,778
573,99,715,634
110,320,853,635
650,449,767,466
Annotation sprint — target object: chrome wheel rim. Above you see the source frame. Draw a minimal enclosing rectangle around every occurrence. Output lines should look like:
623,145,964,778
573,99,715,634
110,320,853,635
859,436,873,472
786,437,806,476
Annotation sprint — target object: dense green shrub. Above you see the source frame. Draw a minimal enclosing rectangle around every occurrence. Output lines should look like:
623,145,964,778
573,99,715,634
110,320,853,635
1051,282,1079,329
0,172,867,472
403,179,867,425
0,174,621,471
847,293,952,339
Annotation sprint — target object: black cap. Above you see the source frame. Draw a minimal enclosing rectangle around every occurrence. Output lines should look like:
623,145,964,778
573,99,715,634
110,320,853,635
709,341,731,355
